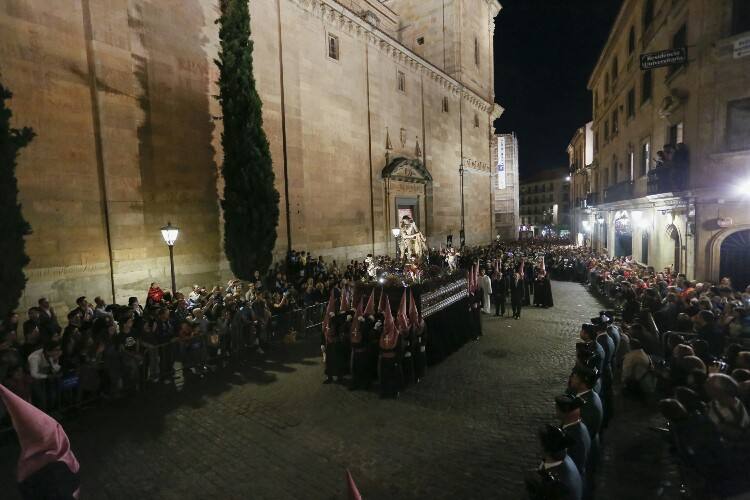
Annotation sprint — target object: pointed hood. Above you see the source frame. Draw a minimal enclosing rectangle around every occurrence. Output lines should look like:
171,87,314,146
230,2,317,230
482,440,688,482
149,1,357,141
408,289,420,326
396,288,410,332
0,384,80,482
364,288,375,316
380,294,398,349
340,287,350,313
346,469,363,500
322,289,336,332
377,287,387,314
350,297,365,339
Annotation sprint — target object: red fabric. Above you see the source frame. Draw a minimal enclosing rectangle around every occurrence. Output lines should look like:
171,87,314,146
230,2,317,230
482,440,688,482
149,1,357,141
396,288,410,333
408,289,420,326
346,469,362,500
340,288,350,313
322,289,336,334
364,289,375,316
147,286,164,304
0,384,80,482
380,294,398,349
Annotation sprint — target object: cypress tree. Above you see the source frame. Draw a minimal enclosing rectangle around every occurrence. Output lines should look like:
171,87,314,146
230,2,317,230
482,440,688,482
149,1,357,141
216,0,280,280
0,78,34,318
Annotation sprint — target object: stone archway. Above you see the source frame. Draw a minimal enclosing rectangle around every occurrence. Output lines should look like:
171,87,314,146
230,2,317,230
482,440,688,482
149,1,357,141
719,229,750,290
666,224,681,274
707,225,750,284
381,157,432,253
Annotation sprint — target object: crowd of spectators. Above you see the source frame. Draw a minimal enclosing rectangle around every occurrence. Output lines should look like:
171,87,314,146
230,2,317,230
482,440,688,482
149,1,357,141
526,245,750,499
0,250,381,415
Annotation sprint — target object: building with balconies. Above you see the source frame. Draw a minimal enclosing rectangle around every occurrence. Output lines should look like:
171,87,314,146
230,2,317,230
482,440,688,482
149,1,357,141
582,0,750,287
519,168,571,236
567,122,595,246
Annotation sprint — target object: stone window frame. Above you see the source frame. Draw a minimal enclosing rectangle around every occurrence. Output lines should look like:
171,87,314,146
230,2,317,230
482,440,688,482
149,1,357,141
397,70,406,93
326,32,340,62
442,96,449,113
474,36,480,67
473,114,479,128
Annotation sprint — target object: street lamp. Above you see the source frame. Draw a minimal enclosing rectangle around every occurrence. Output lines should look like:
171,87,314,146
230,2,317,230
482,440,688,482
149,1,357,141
391,227,401,258
160,222,179,293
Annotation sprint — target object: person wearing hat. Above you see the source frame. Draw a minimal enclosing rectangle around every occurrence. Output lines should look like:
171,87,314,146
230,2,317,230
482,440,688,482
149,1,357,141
579,324,605,394
525,424,583,500
555,395,591,477
593,318,615,429
568,365,602,499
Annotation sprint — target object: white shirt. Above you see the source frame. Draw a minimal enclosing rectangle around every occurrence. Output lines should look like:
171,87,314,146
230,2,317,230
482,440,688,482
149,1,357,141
28,348,61,380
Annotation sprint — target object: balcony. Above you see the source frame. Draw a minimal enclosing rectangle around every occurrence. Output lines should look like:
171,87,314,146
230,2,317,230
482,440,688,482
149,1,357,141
586,192,599,207
604,181,634,203
647,168,684,195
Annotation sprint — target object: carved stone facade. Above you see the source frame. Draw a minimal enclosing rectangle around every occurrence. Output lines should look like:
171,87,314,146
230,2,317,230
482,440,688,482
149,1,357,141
1,0,502,313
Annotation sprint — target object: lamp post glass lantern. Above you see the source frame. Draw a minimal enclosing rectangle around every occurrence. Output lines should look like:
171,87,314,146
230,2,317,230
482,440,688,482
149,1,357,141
161,222,179,293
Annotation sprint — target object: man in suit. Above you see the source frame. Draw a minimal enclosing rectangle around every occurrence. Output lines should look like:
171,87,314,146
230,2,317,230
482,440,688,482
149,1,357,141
491,269,508,317
510,272,525,320
525,424,583,500
555,394,591,478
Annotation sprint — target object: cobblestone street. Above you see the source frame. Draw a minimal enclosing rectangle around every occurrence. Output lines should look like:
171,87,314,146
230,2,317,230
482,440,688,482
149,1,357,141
0,281,682,499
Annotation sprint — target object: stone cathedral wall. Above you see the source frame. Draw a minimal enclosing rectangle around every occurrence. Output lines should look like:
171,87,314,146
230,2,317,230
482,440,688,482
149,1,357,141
1,0,497,315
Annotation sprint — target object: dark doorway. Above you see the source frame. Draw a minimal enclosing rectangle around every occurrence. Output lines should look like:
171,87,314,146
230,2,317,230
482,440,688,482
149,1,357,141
666,224,681,273
720,230,750,290
614,214,632,257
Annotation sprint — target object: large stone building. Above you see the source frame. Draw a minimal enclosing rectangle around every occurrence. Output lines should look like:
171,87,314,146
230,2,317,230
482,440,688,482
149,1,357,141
491,133,520,240
1,0,503,312
576,0,750,287
519,168,571,235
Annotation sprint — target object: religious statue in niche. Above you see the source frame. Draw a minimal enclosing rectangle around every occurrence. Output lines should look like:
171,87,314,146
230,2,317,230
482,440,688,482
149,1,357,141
399,215,427,260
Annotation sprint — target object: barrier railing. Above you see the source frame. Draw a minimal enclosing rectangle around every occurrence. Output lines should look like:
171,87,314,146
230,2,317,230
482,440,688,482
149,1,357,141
0,302,328,436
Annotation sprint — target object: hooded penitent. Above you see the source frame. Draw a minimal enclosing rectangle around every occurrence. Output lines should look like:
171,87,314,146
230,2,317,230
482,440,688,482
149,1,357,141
396,288,410,333
322,289,336,342
379,296,398,350
351,297,365,343
0,384,80,498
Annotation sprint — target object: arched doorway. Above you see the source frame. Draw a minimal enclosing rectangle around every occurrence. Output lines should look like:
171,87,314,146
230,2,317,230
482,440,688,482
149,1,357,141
614,210,632,257
720,230,750,290
666,224,681,274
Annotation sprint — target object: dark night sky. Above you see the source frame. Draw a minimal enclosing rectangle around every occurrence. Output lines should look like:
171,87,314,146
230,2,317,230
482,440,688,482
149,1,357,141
492,0,623,178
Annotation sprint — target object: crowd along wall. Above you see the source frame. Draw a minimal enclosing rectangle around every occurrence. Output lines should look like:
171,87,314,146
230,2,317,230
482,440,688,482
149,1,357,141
1,0,500,314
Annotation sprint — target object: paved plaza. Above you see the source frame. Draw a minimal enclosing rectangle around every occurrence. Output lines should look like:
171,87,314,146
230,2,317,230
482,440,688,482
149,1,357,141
0,281,681,499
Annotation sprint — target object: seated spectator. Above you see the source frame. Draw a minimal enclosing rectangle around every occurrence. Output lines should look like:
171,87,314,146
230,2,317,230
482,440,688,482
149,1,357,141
621,338,656,396
147,282,165,308
706,373,750,444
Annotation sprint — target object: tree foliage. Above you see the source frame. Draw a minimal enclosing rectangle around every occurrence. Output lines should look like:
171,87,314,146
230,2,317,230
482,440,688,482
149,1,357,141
0,78,34,318
216,0,280,280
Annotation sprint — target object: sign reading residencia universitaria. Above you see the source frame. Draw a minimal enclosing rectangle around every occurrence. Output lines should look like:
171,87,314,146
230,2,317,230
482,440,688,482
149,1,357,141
640,47,688,70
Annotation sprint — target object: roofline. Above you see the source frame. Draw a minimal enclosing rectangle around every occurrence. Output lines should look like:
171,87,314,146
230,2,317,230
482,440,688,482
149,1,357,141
587,0,635,90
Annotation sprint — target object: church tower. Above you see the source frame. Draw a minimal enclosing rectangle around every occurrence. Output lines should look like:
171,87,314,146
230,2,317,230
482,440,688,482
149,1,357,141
386,0,501,102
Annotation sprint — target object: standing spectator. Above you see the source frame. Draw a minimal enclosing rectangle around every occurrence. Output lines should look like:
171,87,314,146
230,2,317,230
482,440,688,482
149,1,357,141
28,341,63,410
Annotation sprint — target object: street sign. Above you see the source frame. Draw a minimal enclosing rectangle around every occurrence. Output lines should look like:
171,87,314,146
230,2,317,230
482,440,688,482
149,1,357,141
734,35,750,59
640,47,687,70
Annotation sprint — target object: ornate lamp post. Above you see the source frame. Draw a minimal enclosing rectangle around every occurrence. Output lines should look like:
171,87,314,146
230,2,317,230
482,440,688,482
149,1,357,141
391,227,401,259
160,222,179,293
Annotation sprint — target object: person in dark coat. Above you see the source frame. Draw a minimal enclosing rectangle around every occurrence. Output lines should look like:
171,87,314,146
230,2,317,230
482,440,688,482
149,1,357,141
555,395,591,478
491,269,508,317
579,324,605,394
510,272,525,320
525,424,583,500
349,305,371,391
568,365,602,500
523,261,534,306
593,317,616,429
378,306,403,399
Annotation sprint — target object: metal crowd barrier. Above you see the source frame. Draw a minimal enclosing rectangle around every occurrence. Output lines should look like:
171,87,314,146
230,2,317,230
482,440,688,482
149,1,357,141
0,302,329,438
